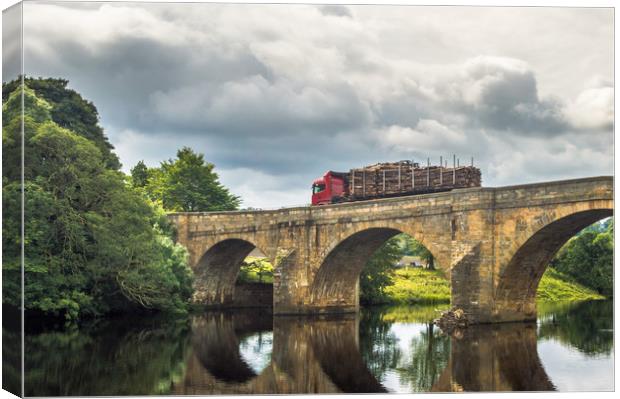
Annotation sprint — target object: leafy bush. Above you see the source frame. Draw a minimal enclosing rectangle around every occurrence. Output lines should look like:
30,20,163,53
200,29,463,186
551,219,613,297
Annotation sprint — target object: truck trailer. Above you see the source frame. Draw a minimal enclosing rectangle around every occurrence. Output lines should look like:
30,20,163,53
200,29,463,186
311,160,481,206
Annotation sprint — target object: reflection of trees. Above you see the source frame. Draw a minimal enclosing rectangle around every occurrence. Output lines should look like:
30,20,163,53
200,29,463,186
358,308,401,378
18,301,613,396
537,300,613,356
23,316,190,396
381,304,448,323
396,323,450,391
2,326,21,395
358,307,450,392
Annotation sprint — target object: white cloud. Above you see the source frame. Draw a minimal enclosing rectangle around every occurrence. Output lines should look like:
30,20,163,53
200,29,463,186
217,168,310,209
378,119,467,153
485,133,612,185
566,77,614,130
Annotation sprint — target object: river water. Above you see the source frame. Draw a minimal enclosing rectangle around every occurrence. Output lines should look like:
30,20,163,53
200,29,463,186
5,300,614,395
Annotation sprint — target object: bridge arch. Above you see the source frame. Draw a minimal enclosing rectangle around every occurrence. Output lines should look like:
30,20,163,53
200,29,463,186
494,203,613,321
310,223,449,311
192,237,271,306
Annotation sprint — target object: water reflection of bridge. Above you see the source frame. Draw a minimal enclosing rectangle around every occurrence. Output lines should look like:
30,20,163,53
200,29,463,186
172,312,386,394
432,323,555,392
171,311,556,394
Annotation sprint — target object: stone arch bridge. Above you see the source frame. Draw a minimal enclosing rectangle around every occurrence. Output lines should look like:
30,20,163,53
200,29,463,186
168,176,613,323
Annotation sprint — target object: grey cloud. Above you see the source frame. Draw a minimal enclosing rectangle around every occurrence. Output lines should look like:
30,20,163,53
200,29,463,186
147,76,372,138
372,57,572,140
318,5,352,18
15,2,613,207
450,57,570,135
466,74,567,134
24,33,278,134
2,4,22,82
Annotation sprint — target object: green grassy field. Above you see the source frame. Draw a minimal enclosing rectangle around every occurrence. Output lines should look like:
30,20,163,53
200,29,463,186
383,266,604,305
536,267,605,301
384,268,452,304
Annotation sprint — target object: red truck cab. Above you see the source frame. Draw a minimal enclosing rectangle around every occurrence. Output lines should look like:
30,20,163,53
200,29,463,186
311,171,347,205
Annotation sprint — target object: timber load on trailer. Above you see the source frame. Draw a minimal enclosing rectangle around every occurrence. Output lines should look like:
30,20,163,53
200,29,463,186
311,159,481,205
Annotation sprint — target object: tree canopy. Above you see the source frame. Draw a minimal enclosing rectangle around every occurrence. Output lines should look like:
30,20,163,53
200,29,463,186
2,80,193,320
360,238,401,305
2,77,121,170
551,219,613,297
395,235,435,270
131,148,240,212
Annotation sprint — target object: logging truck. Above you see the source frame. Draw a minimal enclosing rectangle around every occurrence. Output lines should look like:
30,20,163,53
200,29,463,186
311,160,481,206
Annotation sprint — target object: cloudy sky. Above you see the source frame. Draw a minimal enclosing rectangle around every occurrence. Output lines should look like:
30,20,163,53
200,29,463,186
4,1,614,208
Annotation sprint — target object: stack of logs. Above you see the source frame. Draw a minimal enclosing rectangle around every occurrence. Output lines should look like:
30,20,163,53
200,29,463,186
348,160,481,199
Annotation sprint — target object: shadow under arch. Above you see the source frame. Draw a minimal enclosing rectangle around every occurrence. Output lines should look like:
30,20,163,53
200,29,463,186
494,209,612,321
308,317,388,393
192,238,270,306
310,228,402,310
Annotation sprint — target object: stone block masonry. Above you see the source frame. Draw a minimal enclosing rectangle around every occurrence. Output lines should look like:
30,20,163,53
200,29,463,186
169,176,613,323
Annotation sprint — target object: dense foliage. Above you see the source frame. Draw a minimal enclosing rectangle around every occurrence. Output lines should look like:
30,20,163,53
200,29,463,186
2,77,120,170
360,238,401,304
2,78,193,320
551,219,613,297
131,148,240,212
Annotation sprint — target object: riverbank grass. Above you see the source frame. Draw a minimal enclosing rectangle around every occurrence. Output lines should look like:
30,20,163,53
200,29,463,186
384,268,451,304
536,268,605,301
384,267,604,304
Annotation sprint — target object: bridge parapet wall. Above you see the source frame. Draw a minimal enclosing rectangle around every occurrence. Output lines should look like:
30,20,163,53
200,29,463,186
169,176,613,323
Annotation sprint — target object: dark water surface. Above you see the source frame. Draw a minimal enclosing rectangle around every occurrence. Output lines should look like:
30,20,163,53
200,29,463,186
5,300,614,395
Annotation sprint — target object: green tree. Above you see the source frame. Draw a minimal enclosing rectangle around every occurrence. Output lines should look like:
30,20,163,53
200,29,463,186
393,234,435,270
360,238,401,304
131,160,150,188
139,147,240,212
2,81,193,320
551,220,613,297
409,240,435,270
3,77,121,170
